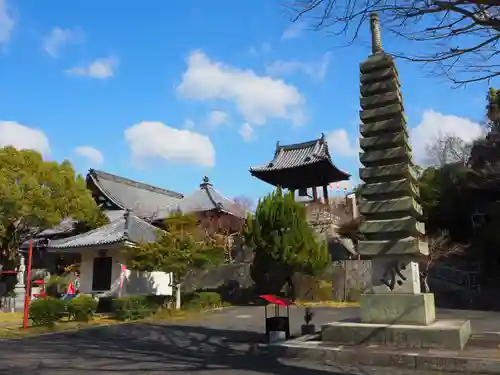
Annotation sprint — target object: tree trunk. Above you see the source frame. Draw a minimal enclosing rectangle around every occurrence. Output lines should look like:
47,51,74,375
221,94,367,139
286,275,296,301
421,272,430,293
175,283,181,310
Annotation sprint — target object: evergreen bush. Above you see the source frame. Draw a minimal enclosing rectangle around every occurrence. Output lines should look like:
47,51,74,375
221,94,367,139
244,187,331,297
67,294,98,322
28,297,67,327
185,291,222,310
112,296,151,321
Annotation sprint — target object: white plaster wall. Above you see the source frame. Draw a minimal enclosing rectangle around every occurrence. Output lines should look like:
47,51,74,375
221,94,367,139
79,248,124,294
78,248,172,296
122,270,173,296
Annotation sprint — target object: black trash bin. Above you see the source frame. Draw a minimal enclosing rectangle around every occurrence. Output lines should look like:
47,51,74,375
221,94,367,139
260,295,292,342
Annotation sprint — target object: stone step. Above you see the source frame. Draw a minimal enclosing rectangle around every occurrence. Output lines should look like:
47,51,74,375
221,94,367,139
321,318,471,351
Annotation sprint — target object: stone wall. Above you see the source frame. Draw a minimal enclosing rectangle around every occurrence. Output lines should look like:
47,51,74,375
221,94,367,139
182,259,374,303
331,260,372,301
182,262,254,294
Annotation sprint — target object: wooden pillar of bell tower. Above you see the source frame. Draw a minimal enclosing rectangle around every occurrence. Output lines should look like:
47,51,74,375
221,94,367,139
323,185,329,204
312,186,318,201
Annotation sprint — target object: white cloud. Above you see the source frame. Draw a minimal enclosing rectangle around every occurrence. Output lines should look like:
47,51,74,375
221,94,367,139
74,146,103,166
266,52,332,82
249,42,271,56
0,121,50,156
66,56,118,79
124,121,215,167
184,119,195,129
207,110,228,127
324,110,483,164
43,27,84,58
410,110,483,164
282,22,306,40
326,129,359,157
239,123,255,142
176,50,306,126
0,0,14,45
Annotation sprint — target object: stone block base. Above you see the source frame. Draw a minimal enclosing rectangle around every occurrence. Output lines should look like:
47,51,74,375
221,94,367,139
360,293,435,325
321,319,471,350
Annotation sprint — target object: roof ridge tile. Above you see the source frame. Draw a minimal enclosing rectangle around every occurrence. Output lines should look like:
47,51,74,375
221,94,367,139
90,169,183,198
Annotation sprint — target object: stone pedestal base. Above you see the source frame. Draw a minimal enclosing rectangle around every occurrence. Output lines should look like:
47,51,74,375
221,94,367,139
301,324,316,335
322,319,471,350
14,285,26,312
360,293,435,325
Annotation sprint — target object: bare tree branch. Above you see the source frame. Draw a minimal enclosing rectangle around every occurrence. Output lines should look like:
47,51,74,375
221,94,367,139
424,133,476,167
233,195,255,212
287,0,500,85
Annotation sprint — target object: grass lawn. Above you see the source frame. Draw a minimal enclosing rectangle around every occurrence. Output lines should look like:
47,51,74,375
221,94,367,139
0,308,212,339
0,312,23,325
0,315,122,339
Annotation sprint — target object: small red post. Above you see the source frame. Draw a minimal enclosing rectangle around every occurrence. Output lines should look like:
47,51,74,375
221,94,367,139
23,239,33,329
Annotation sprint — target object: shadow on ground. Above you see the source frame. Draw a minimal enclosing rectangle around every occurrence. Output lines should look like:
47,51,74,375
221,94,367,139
0,323,356,375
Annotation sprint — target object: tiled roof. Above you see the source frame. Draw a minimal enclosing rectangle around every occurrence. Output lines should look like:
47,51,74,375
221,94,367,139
156,177,248,219
88,169,183,219
36,210,125,237
37,217,78,236
20,210,128,250
250,135,349,176
46,211,161,251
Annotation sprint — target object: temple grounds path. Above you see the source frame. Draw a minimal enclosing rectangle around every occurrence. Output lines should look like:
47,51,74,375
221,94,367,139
0,306,498,375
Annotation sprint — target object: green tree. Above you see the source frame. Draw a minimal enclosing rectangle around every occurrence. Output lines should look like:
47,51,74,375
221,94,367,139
244,187,331,298
128,212,224,287
0,146,108,268
418,164,473,240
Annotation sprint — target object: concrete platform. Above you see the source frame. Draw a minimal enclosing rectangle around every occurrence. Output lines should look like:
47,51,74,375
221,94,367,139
268,334,500,374
360,292,436,325
322,318,471,350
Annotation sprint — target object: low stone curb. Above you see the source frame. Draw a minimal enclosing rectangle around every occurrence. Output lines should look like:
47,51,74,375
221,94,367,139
267,338,500,374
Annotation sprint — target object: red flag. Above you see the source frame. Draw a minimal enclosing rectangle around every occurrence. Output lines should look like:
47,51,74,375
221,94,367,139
119,264,127,289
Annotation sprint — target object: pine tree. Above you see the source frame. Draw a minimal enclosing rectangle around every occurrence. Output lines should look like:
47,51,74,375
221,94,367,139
244,187,330,297
128,212,224,284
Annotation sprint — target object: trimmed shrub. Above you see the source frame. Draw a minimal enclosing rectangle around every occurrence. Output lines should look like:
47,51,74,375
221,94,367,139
145,295,172,312
67,294,98,322
185,291,222,310
112,296,151,321
29,297,67,327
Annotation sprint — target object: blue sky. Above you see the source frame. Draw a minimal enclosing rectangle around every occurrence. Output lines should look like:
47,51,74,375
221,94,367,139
0,0,495,203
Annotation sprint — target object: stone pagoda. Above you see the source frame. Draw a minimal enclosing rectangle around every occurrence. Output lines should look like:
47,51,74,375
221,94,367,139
321,13,471,350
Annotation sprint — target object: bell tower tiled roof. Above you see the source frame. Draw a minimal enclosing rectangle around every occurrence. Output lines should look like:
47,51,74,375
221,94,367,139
249,134,350,188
